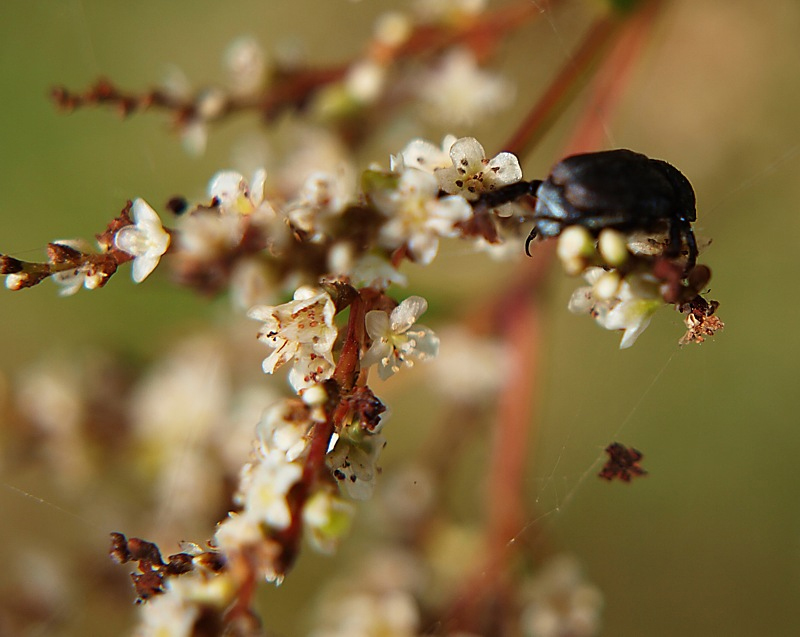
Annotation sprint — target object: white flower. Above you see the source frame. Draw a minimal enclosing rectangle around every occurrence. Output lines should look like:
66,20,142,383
51,265,90,296
327,429,387,500
213,513,282,583
239,448,303,530
568,268,662,349
181,119,208,156
208,169,269,216
114,199,171,283
417,48,513,126
213,512,264,554
390,135,456,173
303,490,355,553
248,286,338,376
435,136,522,202
177,208,244,257
224,36,268,96
362,296,439,380
372,168,472,265
601,294,661,349
284,165,356,242
257,399,314,462
288,346,336,392
349,253,408,289
345,59,386,103
310,589,419,637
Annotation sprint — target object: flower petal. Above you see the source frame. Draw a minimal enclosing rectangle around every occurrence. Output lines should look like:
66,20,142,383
391,296,428,333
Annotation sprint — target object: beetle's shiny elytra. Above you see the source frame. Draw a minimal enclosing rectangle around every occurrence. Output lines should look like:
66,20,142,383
526,149,698,268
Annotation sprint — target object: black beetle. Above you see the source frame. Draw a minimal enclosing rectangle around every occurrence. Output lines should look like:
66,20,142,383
478,149,698,269
527,149,697,268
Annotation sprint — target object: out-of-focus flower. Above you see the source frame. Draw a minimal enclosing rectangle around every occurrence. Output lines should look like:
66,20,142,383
417,48,513,126
345,60,387,104
362,296,439,380
176,209,245,257
208,169,270,216
136,570,235,637
114,199,171,283
284,165,356,242
348,253,407,289
521,555,603,637
371,168,472,264
213,513,283,583
275,126,352,197
237,447,303,530
390,135,456,173
303,490,356,553
412,0,487,23
310,589,419,637
130,335,231,526
257,398,314,462
248,287,337,379
427,327,507,401
224,36,268,96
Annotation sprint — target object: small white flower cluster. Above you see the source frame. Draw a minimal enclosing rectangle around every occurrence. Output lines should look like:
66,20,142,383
246,291,438,501
417,47,514,126
54,132,529,303
557,226,665,349
372,135,524,264
215,396,354,578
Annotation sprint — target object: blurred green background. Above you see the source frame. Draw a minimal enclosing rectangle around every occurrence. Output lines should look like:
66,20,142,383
1,0,799,635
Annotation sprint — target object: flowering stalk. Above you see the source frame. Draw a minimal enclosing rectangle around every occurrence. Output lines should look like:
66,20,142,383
0,1,724,635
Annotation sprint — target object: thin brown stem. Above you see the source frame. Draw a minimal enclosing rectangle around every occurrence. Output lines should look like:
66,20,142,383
52,1,548,129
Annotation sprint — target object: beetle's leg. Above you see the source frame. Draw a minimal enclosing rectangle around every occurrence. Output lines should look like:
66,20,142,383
683,225,698,272
666,218,682,258
666,219,698,272
525,226,538,256
478,179,542,208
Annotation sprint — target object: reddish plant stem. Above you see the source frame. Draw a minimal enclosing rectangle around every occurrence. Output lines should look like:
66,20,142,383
273,289,370,574
448,3,668,632
502,15,621,158
332,292,366,390
564,0,666,154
